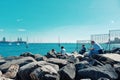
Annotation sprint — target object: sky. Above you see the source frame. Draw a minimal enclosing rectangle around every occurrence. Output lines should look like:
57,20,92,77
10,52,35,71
0,0,120,43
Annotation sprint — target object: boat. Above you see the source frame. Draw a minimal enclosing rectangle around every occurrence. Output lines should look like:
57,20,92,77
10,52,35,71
0,41,27,46
0,37,27,46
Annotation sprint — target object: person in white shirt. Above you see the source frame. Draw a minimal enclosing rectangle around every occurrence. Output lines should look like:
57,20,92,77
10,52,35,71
89,41,103,56
61,46,66,54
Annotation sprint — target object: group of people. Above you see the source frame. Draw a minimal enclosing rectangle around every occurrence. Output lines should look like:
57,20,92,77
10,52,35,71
49,40,103,57
79,40,103,56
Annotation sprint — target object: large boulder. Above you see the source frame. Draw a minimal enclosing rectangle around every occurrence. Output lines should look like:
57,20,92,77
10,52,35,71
2,64,19,79
59,63,76,80
75,61,92,70
19,61,59,71
102,54,120,62
16,61,59,80
77,64,118,80
0,57,36,73
92,54,118,65
30,65,59,80
47,58,68,68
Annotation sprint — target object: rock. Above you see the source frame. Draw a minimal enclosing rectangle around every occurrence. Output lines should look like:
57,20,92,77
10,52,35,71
77,64,118,80
111,48,120,53
0,55,4,60
56,53,68,59
75,61,92,70
0,57,36,73
47,58,68,68
114,63,120,80
0,77,14,80
20,52,35,58
30,65,59,80
102,54,120,62
59,63,76,80
82,57,103,66
2,64,19,79
0,70,2,77
45,52,57,58
92,54,118,66
67,55,79,63
72,52,84,58
16,61,59,80
34,54,47,61
75,61,93,80
97,77,110,80
0,60,6,65
4,56,21,61
20,61,59,72
80,79,91,80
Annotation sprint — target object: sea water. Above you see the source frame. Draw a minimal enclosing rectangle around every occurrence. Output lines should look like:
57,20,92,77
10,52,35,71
0,43,119,57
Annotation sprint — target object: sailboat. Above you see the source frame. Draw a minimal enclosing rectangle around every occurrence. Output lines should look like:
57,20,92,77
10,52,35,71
26,37,29,48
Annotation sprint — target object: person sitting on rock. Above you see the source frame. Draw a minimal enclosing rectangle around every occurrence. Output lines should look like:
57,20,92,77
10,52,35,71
79,44,86,55
50,49,57,54
46,49,57,58
61,46,66,54
89,41,103,56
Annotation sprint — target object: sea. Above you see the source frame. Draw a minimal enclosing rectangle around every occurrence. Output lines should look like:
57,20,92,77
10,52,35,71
0,43,120,57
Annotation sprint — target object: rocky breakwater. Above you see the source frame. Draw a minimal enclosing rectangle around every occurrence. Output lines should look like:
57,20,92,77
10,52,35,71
0,52,120,80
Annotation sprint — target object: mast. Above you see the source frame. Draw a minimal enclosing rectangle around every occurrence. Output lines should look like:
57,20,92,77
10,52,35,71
58,36,61,47
26,36,28,48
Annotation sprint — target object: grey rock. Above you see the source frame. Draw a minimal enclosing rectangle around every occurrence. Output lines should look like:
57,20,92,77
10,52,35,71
46,52,57,58
16,61,59,80
30,65,59,80
2,64,19,79
47,58,68,68
114,63,120,80
67,55,79,63
34,54,46,61
0,57,36,72
77,64,118,80
80,79,91,80
75,61,92,70
0,77,14,80
92,54,118,65
97,77,110,80
59,63,76,80
20,52,35,58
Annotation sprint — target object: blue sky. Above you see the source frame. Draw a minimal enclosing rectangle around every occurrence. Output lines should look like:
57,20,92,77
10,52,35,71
0,0,120,43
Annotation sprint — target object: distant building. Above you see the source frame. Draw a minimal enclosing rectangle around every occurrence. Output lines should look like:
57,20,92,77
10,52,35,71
110,37,120,43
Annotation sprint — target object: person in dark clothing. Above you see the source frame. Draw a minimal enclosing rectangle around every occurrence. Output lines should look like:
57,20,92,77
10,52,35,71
79,44,86,55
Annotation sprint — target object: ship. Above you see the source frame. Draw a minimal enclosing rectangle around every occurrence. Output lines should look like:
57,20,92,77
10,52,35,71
0,37,27,46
